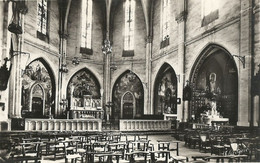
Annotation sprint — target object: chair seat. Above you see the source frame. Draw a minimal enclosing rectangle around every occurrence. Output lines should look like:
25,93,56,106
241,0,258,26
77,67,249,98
213,145,224,149
172,156,188,161
66,154,82,159
77,148,86,153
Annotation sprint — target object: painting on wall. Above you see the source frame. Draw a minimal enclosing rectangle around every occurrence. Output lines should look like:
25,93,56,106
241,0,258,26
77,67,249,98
67,68,101,109
21,59,54,118
154,64,177,115
190,49,238,125
112,71,144,120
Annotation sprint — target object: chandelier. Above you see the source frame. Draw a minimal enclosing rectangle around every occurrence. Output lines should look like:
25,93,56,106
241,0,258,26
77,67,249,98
101,39,112,55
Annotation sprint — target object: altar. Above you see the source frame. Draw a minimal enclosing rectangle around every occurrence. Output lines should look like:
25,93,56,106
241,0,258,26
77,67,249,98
200,100,229,127
70,95,104,119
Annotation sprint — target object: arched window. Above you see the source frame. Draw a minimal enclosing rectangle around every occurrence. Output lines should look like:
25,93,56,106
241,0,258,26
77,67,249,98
161,0,169,40
124,0,135,51
81,0,93,49
37,0,48,35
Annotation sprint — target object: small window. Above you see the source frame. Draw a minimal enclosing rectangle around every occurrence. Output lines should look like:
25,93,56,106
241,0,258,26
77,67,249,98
37,0,48,41
123,0,135,54
201,0,219,26
160,0,170,49
80,0,93,54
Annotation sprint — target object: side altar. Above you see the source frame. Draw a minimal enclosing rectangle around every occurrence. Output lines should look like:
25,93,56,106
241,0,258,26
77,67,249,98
70,95,104,119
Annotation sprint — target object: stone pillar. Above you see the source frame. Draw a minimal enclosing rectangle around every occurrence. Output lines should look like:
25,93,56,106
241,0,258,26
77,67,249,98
175,0,187,122
253,96,259,126
237,0,253,126
145,36,152,114
9,11,25,119
105,53,111,103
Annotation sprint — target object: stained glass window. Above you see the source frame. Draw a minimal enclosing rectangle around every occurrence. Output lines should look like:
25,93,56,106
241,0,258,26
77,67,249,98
81,0,93,49
37,0,47,35
124,0,135,50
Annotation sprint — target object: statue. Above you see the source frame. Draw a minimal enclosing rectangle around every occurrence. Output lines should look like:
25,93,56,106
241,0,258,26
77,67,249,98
209,73,216,93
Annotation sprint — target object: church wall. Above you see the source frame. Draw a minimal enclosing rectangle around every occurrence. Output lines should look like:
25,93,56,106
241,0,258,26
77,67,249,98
151,0,178,58
185,0,240,41
112,0,146,61
254,2,260,75
24,0,60,51
0,2,9,124
253,1,260,126
150,50,178,115
66,0,104,62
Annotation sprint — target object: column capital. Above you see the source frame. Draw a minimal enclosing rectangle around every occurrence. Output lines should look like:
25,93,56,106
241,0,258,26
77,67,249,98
175,11,187,24
59,31,69,39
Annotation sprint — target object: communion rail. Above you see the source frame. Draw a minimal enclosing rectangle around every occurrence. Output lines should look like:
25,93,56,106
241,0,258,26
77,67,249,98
119,119,171,131
25,119,102,131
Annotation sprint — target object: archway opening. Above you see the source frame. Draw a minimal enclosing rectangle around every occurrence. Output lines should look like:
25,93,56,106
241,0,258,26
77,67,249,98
122,92,135,119
67,68,101,119
190,45,238,125
153,63,178,115
112,70,144,121
21,58,55,118
31,84,44,117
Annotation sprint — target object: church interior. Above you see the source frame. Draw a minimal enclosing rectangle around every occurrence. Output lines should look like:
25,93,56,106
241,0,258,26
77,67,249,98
0,0,260,162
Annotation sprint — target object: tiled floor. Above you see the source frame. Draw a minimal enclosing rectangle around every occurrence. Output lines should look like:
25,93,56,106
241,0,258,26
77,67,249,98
41,134,210,163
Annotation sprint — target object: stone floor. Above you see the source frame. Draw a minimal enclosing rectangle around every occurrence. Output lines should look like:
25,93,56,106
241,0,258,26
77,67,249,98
41,134,210,163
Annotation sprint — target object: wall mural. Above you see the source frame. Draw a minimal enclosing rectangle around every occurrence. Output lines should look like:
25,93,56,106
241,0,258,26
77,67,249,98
154,65,177,115
112,71,144,120
21,60,54,118
190,48,238,125
67,68,101,111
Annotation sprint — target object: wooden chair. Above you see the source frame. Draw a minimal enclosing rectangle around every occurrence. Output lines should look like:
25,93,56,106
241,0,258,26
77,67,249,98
150,150,171,163
10,142,42,163
198,133,211,153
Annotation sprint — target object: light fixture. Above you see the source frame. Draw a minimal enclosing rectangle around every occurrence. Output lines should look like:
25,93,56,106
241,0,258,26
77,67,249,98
101,39,112,55
8,0,28,34
0,58,12,90
60,99,68,106
59,64,68,73
72,57,80,65
232,55,245,68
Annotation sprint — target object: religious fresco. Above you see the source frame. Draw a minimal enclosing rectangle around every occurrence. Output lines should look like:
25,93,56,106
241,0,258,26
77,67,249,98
190,49,238,125
112,71,144,120
67,68,101,109
21,60,54,118
154,65,177,115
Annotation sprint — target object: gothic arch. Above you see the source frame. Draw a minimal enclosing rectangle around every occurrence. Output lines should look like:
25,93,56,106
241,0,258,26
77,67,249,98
153,63,178,115
29,83,45,116
189,44,238,125
21,58,55,118
66,68,101,115
121,91,136,119
112,70,144,120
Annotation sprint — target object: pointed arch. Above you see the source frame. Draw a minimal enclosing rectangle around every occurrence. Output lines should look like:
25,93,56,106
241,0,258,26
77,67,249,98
21,58,56,118
153,62,178,115
112,70,144,121
66,68,101,115
29,83,45,116
189,43,238,125
121,91,136,119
